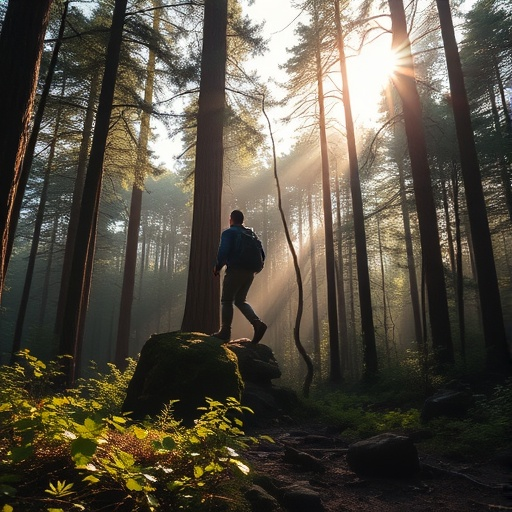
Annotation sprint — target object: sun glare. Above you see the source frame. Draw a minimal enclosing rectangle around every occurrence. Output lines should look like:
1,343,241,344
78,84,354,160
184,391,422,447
346,42,397,121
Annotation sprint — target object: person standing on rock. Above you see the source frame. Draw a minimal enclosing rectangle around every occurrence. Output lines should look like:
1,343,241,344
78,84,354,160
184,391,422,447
212,209,267,343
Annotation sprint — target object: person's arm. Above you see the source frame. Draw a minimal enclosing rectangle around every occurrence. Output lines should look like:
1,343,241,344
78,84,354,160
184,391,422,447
213,229,234,275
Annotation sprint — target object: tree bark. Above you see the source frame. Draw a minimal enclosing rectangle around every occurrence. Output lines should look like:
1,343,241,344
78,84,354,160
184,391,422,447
389,0,454,366
396,157,424,351
54,71,99,343
0,0,53,302
451,164,466,360
59,0,129,385
436,0,510,373
307,188,321,377
40,208,59,328
314,6,341,382
5,0,69,269
115,2,160,368
334,168,349,376
181,0,227,334
335,0,378,377
488,84,512,223
377,217,390,365
11,97,63,361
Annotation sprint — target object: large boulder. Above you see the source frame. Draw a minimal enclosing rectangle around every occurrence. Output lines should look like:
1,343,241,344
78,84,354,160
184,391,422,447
122,332,243,424
347,433,420,477
421,381,475,423
226,341,298,422
227,341,281,386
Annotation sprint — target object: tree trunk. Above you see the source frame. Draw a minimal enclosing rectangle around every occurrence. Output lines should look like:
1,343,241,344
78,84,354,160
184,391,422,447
436,0,510,373
389,0,454,366
347,219,359,379
40,209,59,328
115,3,160,368
451,164,466,360
396,158,424,351
441,175,457,287
314,8,341,383
307,188,321,377
181,0,227,334
0,0,53,302
5,0,69,269
54,72,99,343
377,216,390,365
488,83,512,223
59,0,129,385
11,99,62,361
334,167,349,376
492,54,512,135
75,183,101,379
335,0,378,377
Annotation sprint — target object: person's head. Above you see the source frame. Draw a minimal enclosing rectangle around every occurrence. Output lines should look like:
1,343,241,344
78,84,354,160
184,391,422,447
229,210,244,226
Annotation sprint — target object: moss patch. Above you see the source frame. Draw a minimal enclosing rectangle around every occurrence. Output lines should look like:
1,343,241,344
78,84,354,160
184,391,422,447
122,331,243,424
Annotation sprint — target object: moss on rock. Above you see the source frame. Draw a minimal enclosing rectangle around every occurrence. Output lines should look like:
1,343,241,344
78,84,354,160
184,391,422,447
122,331,243,424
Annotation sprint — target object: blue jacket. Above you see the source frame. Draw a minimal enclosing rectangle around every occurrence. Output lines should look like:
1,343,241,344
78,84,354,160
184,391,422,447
215,225,264,272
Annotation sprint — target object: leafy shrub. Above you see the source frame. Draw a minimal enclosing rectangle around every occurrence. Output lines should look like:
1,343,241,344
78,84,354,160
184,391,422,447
77,359,137,416
422,379,512,459
299,387,422,442
303,373,512,461
0,351,256,511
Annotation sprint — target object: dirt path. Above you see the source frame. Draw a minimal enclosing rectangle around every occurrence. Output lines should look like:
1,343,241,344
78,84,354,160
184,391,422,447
245,424,512,511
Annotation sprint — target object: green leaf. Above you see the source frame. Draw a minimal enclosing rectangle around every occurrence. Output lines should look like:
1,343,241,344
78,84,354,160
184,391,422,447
83,475,100,484
10,445,34,462
83,418,101,433
133,426,148,440
114,450,135,469
13,418,36,431
167,480,184,491
71,437,97,465
52,397,70,407
71,437,97,457
230,459,250,475
126,478,143,491
45,480,74,497
193,466,204,478
146,494,159,508
162,436,176,450
2,505,14,512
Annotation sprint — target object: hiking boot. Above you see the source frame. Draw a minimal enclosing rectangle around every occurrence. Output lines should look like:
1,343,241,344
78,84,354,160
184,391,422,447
251,320,267,344
211,329,231,341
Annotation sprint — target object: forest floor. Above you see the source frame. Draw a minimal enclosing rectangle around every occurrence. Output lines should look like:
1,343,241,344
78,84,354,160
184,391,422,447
244,422,512,512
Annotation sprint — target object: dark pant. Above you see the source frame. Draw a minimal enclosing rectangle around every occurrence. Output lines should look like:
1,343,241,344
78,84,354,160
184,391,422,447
221,268,259,329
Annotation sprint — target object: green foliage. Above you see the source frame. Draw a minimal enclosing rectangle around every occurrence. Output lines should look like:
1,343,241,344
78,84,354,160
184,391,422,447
77,359,137,416
301,389,422,442
422,379,512,459
302,369,512,461
0,352,255,511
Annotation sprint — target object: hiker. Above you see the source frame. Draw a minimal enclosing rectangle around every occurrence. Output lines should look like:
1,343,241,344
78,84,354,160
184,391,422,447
212,209,267,343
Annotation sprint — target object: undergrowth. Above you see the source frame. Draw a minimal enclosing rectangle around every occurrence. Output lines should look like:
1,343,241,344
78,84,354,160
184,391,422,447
0,350,258,512
300,355,512,460
1,349,510,511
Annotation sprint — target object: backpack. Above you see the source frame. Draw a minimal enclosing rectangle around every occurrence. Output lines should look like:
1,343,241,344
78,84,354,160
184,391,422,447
235,228,264,273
